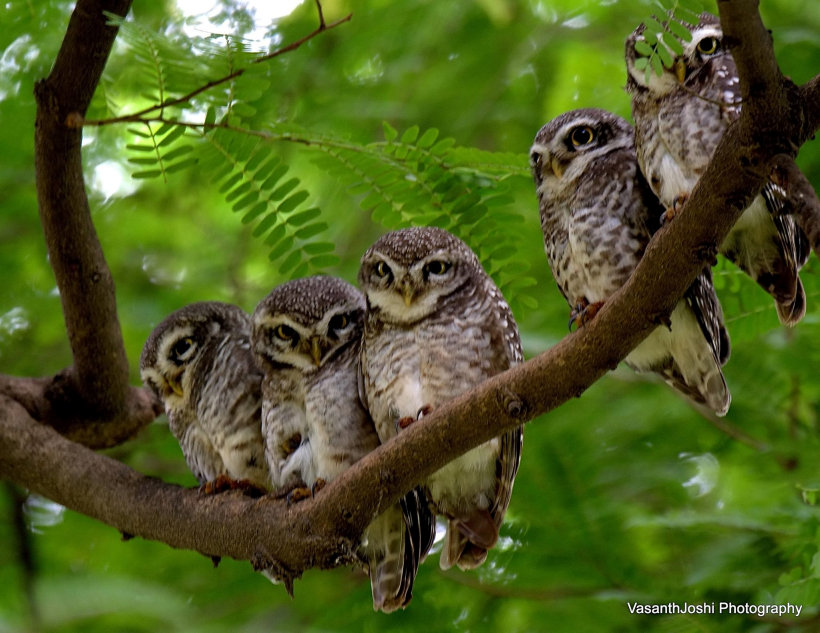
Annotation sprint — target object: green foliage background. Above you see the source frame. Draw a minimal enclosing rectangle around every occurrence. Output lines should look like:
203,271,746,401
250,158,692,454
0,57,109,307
1,0,819,631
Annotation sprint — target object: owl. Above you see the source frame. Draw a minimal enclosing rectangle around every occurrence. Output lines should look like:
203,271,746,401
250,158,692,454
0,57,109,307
358,227,523,571
251,276,434,613
139,301,270,491
530,108,731,415
625,12,809,326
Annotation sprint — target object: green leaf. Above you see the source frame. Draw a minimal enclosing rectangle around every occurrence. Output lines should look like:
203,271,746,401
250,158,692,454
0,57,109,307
294,222,327,240
278,249,303,274
417,127,439,148
268,235,294,260
278,190,309,213
382,121,398,142
243,201,269,225
157,124,186,147
131,169,162,179
231,191,259,212
400,125,419,144
288,207,321,226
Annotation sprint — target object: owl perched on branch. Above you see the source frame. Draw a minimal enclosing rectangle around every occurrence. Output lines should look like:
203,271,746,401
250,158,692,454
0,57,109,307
625,12,810,326
139,301,270,491
531,108,731,415
251,275,434,613
358,227,523,571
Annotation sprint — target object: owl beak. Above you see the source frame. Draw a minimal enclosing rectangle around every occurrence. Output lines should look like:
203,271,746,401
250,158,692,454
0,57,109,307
673,56,687,84
550,156,565,179
167,376,184,397
402,287,414,307
310,336,323,366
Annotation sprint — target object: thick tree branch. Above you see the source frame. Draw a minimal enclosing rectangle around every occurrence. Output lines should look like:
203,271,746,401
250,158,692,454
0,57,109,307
3,0,817,588
34,0,134,421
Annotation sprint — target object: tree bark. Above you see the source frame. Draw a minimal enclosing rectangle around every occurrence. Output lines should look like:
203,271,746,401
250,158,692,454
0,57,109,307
1,0,817,585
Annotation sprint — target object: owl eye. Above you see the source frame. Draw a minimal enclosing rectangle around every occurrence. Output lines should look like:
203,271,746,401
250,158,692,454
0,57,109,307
281,433,302,456
570,126,595,148
425,260,452,276
374,261,393,279
328,313,350,333
696,36,720,55
170,337,196,362
273,324,299,344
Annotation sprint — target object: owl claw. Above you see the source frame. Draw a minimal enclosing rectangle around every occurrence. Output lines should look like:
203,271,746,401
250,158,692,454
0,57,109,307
397,404,434,431
569,299,604,331
311,478,326,496
661,193,688,224
286,486,312,506
397,415,415,430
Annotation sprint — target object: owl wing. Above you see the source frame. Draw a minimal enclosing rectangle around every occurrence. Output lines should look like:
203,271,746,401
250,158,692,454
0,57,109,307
487,284,524,528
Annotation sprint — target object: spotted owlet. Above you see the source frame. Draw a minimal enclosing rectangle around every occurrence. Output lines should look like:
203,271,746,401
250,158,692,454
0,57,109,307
139,301,270,491
251,276,434,613
530,108,731,415
358,227,523,571
625,12,810,325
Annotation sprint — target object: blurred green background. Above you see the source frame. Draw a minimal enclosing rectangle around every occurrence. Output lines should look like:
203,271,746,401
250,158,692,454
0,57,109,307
1,0,819,631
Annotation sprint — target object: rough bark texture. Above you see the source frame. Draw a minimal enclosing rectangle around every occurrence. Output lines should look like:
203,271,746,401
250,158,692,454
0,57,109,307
1,0,818,585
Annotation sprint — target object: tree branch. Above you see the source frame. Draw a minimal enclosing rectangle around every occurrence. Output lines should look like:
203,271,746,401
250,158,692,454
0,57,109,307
3,0,817,588
34,0,134,421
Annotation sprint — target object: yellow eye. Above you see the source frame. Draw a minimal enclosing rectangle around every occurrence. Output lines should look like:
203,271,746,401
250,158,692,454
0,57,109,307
570,126,595,148
328,313,349,332
425,260,451,276
274,324,299,342
171,337,195,362
375,261,392,278
696,36,719,55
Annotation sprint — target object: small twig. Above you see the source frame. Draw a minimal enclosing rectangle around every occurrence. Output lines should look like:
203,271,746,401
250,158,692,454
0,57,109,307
79,3,351,128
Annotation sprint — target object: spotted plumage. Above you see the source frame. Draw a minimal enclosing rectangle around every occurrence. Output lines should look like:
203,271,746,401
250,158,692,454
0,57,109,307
139,301,269,490
358,227,523,571
251,276,433,613
530,108,731,415
625,12,809,325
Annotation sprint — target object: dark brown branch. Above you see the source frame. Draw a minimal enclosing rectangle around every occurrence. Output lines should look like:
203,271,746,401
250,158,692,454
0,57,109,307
0,373,161,449
34,0,133,419
802,75,820,133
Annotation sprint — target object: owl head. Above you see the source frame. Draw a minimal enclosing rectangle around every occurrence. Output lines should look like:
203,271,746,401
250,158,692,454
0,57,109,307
140,301,251,409
626,12,724,96
251,276,365,373
530,108,634,194
358,226,482,325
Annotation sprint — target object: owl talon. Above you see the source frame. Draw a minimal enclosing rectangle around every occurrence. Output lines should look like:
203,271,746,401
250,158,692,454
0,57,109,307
397,416,415,430
286,486,312,506
661,194,688,225
569,299,604,331
417,404,433,419
312,478,327,496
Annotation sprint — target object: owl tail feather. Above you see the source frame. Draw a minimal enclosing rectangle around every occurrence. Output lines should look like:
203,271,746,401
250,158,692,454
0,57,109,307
774,277,806,327
664,345,731,418
440,510,496,571
366,491,436,614
366,506,410,613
